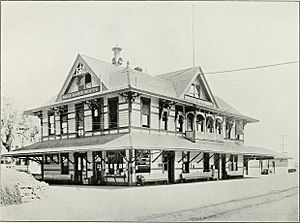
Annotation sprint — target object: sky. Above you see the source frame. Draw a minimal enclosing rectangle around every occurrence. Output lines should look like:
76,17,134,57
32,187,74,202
1,1,299,164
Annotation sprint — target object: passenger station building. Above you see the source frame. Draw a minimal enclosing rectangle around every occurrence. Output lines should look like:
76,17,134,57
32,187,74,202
3,47,291,185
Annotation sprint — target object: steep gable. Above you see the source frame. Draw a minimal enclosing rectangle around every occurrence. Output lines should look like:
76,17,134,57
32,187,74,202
56,54,122,102
157,66,219,108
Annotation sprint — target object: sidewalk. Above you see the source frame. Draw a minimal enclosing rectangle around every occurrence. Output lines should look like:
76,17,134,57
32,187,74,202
1,173,298,221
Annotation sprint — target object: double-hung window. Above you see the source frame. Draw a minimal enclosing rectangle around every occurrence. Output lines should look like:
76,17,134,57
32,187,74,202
48,111,55,135
141,97,150,128
108,97,118,129
60,105,68,134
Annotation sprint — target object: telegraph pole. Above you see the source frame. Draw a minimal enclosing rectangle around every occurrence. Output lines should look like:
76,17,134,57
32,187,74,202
192,4,195,68
280,135,287,154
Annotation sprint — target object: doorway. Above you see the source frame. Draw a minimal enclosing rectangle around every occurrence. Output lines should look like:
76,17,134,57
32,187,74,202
92,151,104,184
221,155,226,179
163,151,175,183
74,152,87,184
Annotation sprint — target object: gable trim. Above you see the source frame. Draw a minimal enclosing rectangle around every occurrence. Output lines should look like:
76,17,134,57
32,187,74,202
56,54,101,102
180,67,219,108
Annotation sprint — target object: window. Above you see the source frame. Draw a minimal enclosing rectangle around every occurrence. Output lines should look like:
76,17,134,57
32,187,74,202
48,111,55,135
141,97,151,128
91,100,103,132
206,117,214,133
196,114,205,132
60,105,68,134
177,115,184,132
75,103,84,137
216,119,222,135
195,84,201,98
182,151,190,173
226,122,232,139
108,97,118,129
106,150,125,175
162,111,168,130
61,153,69,174
187,113,194,131
190,84,200,98
135,150,151,173
77,76,84,91
203,152,210,172
45,154,59,164
230,155,238,171
214,154,219,169
85,74,92,88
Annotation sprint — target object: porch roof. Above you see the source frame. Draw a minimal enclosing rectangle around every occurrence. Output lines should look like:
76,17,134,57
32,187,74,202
1,132,285,159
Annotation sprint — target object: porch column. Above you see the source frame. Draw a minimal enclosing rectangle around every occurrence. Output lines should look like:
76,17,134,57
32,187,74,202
213,114,216,140
128,149,134,186
204,112,207,139
218,155,222,180
41,155,45,181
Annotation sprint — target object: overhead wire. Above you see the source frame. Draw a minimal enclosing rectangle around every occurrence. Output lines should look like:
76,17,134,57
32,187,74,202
202,60,299,76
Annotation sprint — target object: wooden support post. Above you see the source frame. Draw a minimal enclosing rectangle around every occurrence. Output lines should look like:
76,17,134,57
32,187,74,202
41,154,45,181
128,149,133,186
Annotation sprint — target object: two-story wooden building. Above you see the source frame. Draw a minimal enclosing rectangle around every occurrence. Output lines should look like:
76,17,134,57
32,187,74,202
2,46,287,185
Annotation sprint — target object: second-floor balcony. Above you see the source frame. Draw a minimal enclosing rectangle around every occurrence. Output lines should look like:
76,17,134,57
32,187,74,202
185,130,225,142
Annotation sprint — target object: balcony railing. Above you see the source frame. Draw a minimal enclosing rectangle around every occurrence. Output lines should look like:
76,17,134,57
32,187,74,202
186,131,225,142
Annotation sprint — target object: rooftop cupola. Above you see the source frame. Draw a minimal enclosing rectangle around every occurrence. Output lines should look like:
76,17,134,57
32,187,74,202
112,45,123,66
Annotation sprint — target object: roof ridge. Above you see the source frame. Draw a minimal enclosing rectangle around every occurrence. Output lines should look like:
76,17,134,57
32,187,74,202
156,66,195,78
79,53,122,68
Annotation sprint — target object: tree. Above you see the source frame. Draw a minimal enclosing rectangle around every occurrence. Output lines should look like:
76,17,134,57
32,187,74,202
1,97,40,152
1,97,18,152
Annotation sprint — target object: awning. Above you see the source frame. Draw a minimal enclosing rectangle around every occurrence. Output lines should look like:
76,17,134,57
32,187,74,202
1,132,283,159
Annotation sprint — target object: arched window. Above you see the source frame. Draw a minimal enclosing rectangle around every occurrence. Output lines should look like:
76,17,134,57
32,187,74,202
215,119,222,135
196,114,205,132
177,115,184,132
187,113,194,131
206,116,214,133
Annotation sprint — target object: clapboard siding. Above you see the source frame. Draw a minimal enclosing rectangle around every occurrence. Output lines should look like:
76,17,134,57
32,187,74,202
119,110,129,127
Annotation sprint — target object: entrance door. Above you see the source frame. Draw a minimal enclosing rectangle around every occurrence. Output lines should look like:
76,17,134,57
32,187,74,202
74,152,87,184
214,154,220,179
163,151,175,183
92,151,103,184
221,155,226,179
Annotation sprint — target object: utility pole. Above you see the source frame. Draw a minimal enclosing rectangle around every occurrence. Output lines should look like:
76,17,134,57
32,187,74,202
192,4,195,68
280,135,287,154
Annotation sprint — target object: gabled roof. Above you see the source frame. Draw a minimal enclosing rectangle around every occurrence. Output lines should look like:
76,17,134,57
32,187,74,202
156,67,197,97
80,54,123,88
156,66,219,107
26,53,257,122
56,54,122,102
